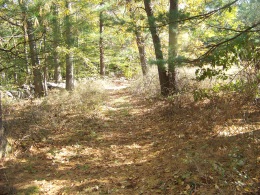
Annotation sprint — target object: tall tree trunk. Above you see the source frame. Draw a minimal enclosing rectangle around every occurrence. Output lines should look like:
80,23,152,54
127,1,148,76
168,0,178,93
43,27,48,96
0,92,7,158
22,20,31,84
99,7,105,76
26,19,45,97
65,1,74,91
52,3,62,83
135,29,148,76
144,0,169,96
19,0,45,97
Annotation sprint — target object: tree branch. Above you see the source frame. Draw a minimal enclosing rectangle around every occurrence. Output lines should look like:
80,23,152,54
0,32,45,55
198,22,260,61
207,24,260,33
0,65,16,72
142,0,239,28
0,16,22,27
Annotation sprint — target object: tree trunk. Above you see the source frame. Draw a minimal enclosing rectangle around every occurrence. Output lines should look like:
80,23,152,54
22,19,31,84
168,0,178,93
99,8,105,76
19,0,45,97
27,18,45,97
0,92,7,158
144,0,169,96
65,1,74,91
135,29,148,76
43,27,48,96
52,3,62,83
13,57,18,84
66,53,74,91
127,1,148,77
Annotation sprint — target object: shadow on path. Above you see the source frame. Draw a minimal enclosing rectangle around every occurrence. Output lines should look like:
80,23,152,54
0,79,259,194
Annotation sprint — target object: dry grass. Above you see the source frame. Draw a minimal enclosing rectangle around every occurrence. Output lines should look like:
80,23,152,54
131,65,259,104
3,79,108,157
130,66,160,98
130,66,223,98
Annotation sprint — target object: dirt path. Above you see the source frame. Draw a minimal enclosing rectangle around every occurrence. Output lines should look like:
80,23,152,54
0,80,164,194
0,79,259,194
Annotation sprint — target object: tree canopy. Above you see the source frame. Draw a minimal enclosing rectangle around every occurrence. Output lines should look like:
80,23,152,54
0,0,259,95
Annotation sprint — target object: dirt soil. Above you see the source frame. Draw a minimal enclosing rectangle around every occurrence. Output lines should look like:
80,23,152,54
0,79,259,195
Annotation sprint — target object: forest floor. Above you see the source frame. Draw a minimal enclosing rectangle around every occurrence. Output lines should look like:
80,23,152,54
0,78,259,195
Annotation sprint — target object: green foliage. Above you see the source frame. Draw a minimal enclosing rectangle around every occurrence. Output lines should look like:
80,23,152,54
0,0,259,93
181,0,260,82
193,79,259,102
18,186,40,195
212,162,226,177
228,147,246,171
215,80,258,94
195,68,224,81
193,88,211,101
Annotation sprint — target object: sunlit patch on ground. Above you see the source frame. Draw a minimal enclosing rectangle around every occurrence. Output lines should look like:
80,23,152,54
215,124,260,137
1,79,259,194
104,85,129,90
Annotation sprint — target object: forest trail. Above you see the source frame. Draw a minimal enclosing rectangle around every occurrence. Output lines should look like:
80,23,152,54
0,79,259,194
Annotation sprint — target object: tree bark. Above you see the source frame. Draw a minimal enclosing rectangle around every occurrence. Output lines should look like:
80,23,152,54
52,3,62,83
0,92,7,158
135,29,148,76
26,19,45,97
144,0,169,96
65,1,74,91
168,0,178,93
127,1,148,76
43,27,48,96
19,0,46,97
99,8,105,76
22,17,31,84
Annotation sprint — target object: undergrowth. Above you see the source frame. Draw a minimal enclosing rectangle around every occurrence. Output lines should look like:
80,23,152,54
131,66,259,112
192,79,259,105
130,66,160,98
33,79,106,126
5,79,108,155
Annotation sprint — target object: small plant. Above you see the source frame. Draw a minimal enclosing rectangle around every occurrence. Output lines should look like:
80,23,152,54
90,130,98,138
192,79,259,102
193,88,211,101
228,148,246,171
76,164,89,171
18,186,40,195
120,108,131,116
25,163,37,174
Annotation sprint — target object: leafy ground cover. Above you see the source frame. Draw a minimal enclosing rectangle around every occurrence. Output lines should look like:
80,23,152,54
0,79,259,194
